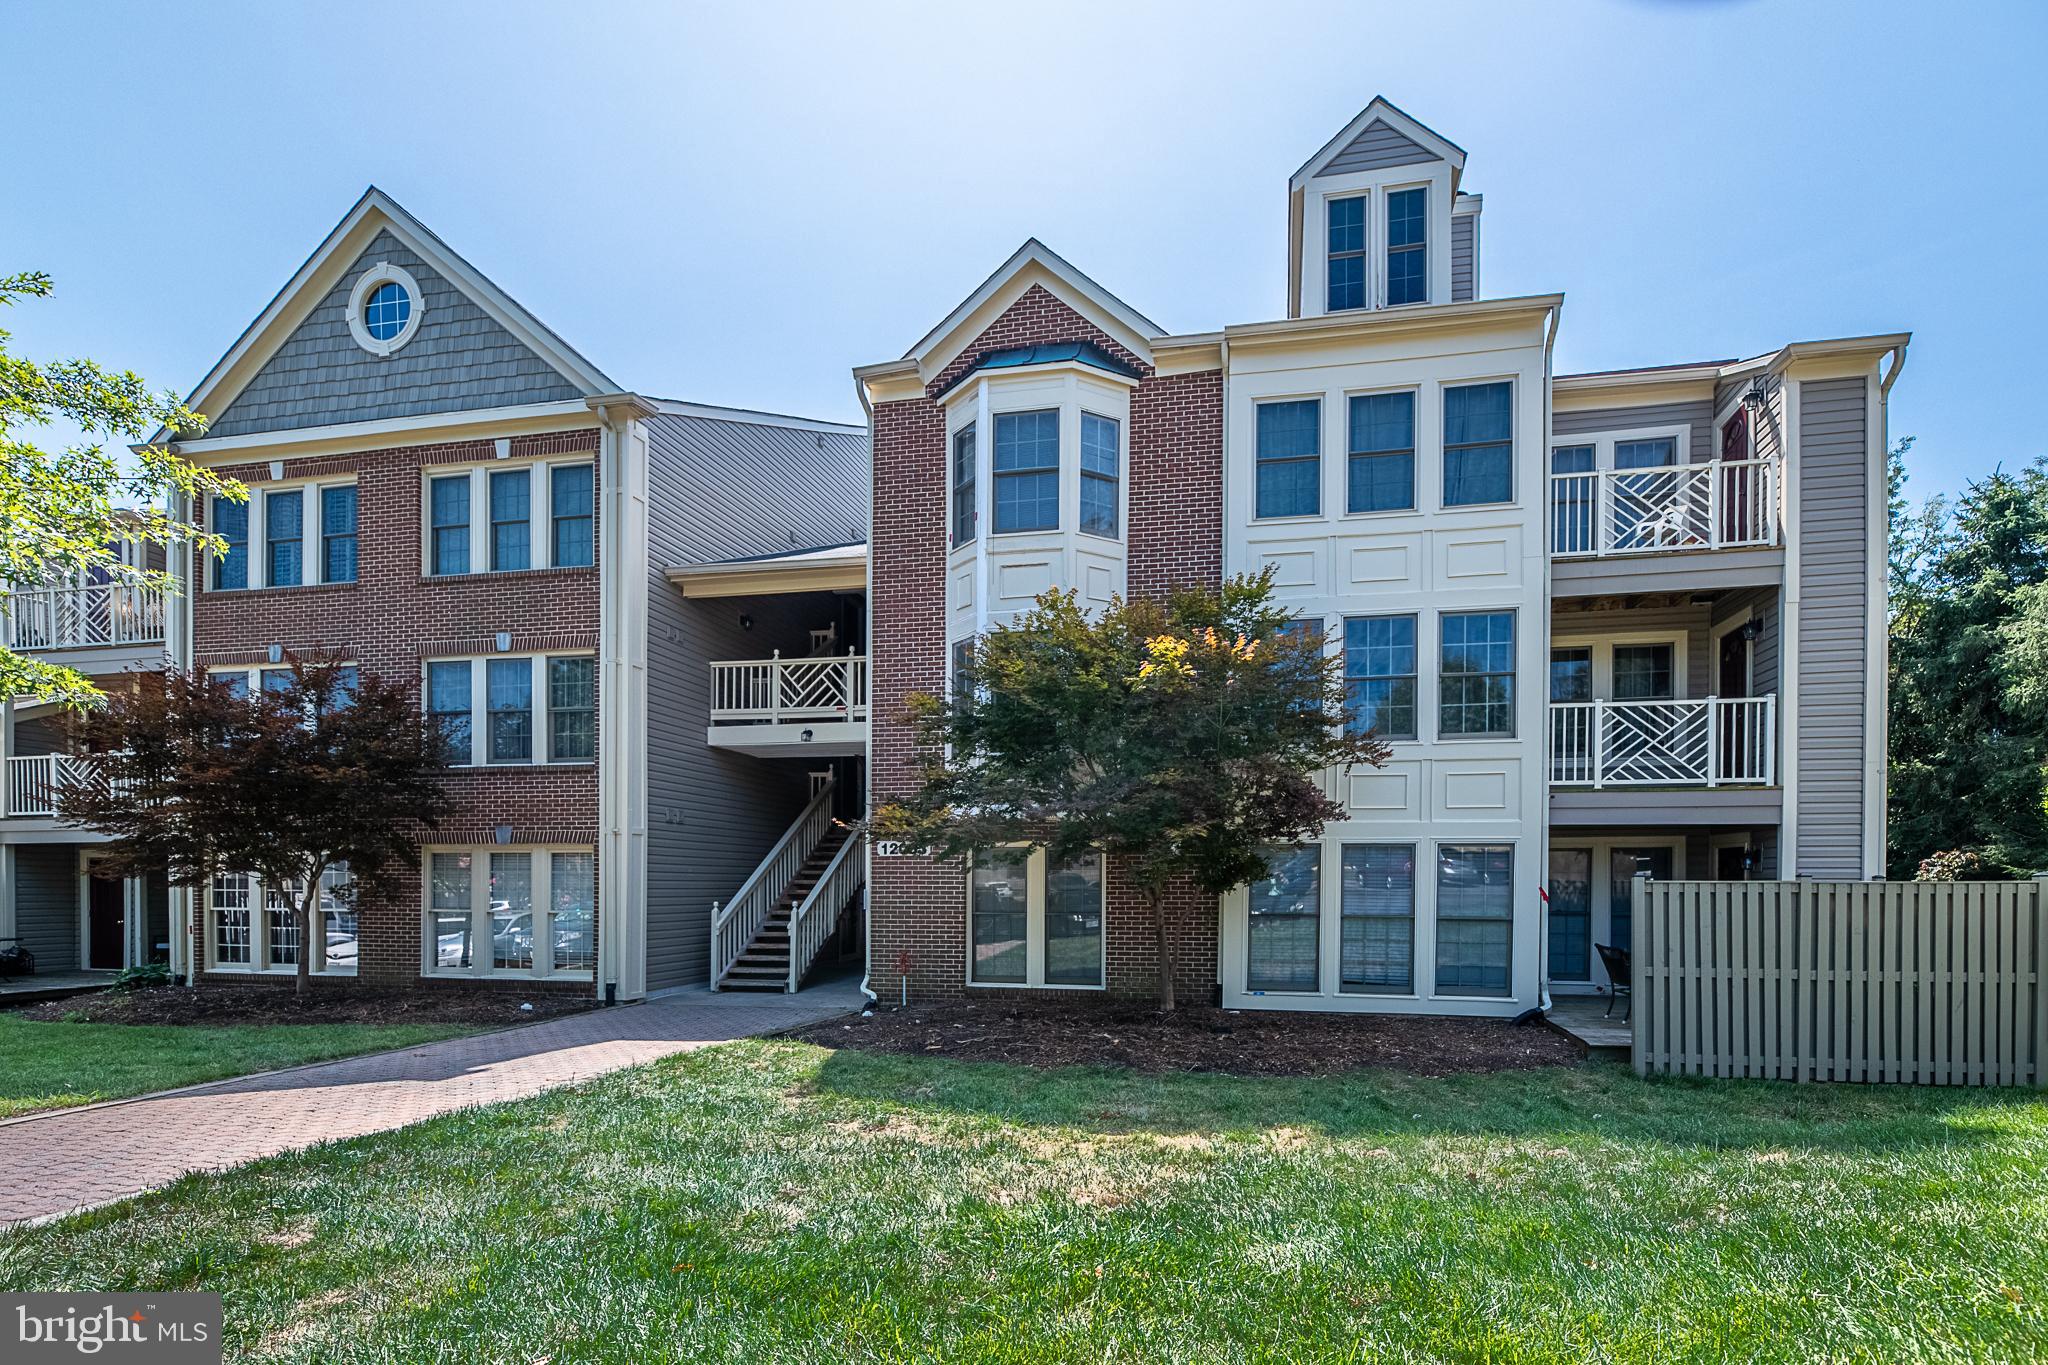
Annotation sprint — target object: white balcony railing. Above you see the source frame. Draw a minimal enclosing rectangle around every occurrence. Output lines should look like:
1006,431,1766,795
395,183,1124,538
3,582,166,651
3,752,124,818
1550,458,1778,558
1550,696,1776,788
709,652,868,727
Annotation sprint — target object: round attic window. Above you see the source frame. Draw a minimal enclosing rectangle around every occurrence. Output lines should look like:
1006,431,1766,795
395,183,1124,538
346,262,426,357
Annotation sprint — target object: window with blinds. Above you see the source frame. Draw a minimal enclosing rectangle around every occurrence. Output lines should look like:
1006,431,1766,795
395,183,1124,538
1339,844,1414,994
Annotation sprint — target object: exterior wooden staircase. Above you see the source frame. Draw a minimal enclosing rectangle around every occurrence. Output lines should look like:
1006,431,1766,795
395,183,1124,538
710,781,865,992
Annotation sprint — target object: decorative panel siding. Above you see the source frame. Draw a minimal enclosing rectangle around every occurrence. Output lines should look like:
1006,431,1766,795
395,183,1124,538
1795,377,1873,878
869,285,1222,1005
189,427,603,986
641,412,868,992
207,230,584,438
1551,401,1715,463
1450,214,1476,302
14,843,78,971
1315,120,1441,176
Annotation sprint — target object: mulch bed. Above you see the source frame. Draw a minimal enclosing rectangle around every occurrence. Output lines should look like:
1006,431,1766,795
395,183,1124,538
787,998,1585,1078
7,984,596,1028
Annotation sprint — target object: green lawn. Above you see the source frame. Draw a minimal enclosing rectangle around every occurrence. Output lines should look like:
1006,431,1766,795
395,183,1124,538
0,1017,476,1118
3,1040,2044,1363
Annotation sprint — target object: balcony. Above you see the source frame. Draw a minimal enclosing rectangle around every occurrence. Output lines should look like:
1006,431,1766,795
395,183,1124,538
1550,458,1778,559
3,582,166,652
3,752,122,819
707,652,867,757
1549,696,1776,789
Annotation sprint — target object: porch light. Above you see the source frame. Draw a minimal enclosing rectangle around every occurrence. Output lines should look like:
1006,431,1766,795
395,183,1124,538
1743,375,1770,410
800,728,814,743
738,613,753,632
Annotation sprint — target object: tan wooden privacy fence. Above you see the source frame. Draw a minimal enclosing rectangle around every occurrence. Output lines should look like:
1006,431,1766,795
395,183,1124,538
1633,878,2047,1087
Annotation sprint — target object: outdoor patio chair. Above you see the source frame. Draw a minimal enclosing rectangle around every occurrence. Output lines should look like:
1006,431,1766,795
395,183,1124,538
1595,943,1631,1020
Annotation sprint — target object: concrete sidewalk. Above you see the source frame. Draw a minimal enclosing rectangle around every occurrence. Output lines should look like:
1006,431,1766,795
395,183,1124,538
0,978,863,1226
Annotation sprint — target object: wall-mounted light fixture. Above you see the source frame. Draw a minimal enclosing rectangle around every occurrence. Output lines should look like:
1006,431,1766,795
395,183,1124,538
738,613,753,632
800,728,814,743
1743,375,1771,411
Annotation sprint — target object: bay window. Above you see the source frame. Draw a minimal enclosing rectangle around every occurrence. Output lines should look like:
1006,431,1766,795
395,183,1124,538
951,423,976,547
424,846,596,979
1079,413,1120,538
993,410,1060,533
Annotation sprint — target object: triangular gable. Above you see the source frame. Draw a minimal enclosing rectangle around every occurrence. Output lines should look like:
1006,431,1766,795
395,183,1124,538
905,239,1163,387
168,188,616,442
1292,97,1467,187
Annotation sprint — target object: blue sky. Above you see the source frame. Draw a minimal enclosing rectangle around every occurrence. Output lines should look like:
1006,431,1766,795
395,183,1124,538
6,0,2042,506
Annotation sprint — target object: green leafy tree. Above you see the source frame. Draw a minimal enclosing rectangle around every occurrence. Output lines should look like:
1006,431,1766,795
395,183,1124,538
1,270,241,705
1888,456,2048,875
57,659,451,992
875,572,1389,1010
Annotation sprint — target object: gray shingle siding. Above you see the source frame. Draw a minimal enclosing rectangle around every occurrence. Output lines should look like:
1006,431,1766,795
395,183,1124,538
1316,120,1440,176
1551,401,1716,463
1794,377,1872,878
1451,214,1476,302
14,843,78,971
641,412,868,991
206,230,584,438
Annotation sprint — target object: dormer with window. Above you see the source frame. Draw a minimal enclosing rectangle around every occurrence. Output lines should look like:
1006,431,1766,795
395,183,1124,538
1287,98,1482,319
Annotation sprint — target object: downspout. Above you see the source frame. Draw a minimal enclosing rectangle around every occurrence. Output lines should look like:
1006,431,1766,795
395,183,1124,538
1537,303,1562,1017
854,374,878,1010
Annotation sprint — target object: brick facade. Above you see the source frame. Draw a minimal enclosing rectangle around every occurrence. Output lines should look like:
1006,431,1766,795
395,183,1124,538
187,427,602,989
868,285,1225,1004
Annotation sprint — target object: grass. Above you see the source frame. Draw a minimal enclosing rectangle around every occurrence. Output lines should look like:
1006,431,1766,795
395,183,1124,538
0,1017,477,1118
2,1040,2045,1363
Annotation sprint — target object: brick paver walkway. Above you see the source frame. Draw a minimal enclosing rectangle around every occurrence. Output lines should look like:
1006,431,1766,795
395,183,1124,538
0,979,863,1225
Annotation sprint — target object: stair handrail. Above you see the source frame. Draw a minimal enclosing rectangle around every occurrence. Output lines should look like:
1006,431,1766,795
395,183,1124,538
709,779,836,989
786,819,866,992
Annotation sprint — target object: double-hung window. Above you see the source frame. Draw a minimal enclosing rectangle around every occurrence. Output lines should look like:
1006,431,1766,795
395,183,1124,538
427,654,595,767
1440,611,1516,737
951,423,976,547
425,846,595,979
1343,615,1417,740
206,864,354,975
1246,846,1320,992
1385,188,1427,306
428,462,596,575
489,469,531,572
1079,413,1119,538
430,476,471,575
550,464,594,568
1347,391,1415,512
320,486,358,584
1341,844,1414,994
993,410,1059,533
1255,399,1321,519
212,497,249,590
1443,382,1513,507
1327,196,1367,312
1435,844,1513,997
265,489,303,587
968,848,1103,989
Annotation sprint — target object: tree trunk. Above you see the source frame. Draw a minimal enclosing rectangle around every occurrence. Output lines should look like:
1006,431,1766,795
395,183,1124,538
1149,886,1178,1013
295,868,322,996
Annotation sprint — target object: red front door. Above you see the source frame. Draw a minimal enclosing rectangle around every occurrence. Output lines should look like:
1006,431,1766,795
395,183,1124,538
88,877,125,969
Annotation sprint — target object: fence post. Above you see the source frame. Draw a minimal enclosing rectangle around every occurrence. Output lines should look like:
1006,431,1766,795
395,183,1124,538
768,650,783,721
1591,700,1605,789
2036,875,2048,1089
708,901,723,991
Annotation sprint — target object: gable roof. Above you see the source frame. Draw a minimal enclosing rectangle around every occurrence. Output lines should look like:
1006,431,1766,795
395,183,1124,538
902,238,1164,384
159,187,617,442
1291,97,1468,188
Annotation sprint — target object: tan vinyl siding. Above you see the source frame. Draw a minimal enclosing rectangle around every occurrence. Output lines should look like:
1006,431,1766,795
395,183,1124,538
1794,377,1872,879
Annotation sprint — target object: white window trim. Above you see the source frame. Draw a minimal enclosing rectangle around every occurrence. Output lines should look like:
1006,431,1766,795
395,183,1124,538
1549,423,1692,474
1338,382,1422,518
1325,190,1370,314
1435,606,1519,743
1250,393,1327,523
1439,376,1519,510
204,866,356,976
1076,407,1125,543
1543,836,1685,996
420,844,596,981
212,476,359,592
420,457,596,578
965,846,1106,992
1380,179,1432,309
424,651,596,769
347,261,427,358
1549,630,1691,703
207,661,358,696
